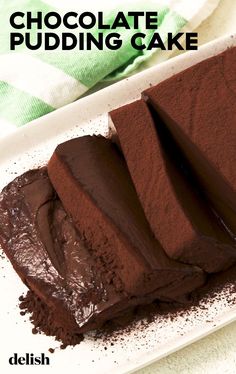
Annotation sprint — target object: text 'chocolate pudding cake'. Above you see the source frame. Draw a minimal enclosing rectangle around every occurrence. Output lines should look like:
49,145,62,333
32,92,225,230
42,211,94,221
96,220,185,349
0,46,236,345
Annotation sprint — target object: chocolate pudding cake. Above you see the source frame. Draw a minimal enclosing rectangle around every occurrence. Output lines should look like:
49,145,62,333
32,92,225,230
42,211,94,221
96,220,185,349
0,168,203,334
143,47,236,239
109,100,236,272
48,135,205,299
0,47,236,344
0,168,127,334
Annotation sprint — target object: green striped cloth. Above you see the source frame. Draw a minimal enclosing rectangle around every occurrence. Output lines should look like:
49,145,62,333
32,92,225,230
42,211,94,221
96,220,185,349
0,0,220,134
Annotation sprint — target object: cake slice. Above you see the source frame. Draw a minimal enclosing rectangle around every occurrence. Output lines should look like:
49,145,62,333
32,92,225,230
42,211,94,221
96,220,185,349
0,168,193,335
48,135,205,300
109,100,236,273
0,169,128,333
143,47,236,240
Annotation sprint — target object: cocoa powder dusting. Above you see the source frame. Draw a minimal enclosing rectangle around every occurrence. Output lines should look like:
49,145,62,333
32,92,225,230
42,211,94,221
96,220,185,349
18,263,236,349
19,291,83,349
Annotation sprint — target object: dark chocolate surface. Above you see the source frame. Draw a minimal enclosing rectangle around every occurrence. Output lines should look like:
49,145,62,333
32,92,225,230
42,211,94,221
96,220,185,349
0,169,128,333
0,167,204,335
143,46,236,239
109,99,236,272
48,135,205,298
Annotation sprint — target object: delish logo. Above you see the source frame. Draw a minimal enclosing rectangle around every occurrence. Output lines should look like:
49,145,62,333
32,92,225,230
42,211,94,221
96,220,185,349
9,353,50,365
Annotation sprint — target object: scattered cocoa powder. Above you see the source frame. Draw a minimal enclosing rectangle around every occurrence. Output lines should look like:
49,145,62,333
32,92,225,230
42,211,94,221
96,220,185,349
19,291,83,349
18,262,236,349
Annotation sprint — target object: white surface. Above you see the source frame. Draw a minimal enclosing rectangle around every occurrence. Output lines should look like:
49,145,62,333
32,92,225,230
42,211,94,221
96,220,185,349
0,33,236,374
170,0,220,22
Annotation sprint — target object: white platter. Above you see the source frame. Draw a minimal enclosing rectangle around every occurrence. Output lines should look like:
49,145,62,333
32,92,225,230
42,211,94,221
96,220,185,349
0,34,236,374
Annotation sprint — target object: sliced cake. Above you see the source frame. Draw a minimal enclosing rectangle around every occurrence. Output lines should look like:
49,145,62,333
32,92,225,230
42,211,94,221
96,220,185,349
109,100,236,272
143,47,236,240
0,169,127,333
0,168,195,334
47,135,205,300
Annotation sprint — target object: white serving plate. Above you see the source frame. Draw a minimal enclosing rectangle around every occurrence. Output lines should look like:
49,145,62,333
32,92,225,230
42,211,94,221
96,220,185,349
1,34,236,374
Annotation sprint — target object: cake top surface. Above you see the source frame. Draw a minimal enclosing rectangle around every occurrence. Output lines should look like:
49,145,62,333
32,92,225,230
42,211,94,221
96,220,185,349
143,47,236,192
